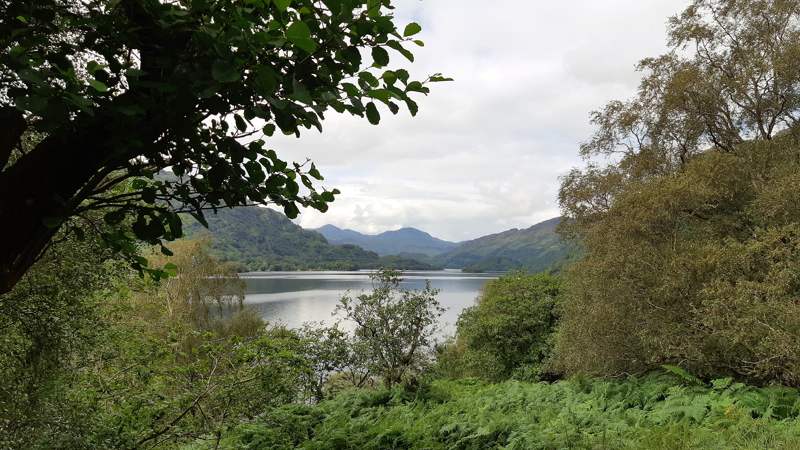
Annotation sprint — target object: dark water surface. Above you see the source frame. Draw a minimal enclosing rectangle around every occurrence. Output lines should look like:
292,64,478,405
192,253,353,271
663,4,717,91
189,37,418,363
241,270,498,337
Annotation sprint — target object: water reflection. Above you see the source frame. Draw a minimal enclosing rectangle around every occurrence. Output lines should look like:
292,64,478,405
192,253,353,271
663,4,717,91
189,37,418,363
241,270,499,337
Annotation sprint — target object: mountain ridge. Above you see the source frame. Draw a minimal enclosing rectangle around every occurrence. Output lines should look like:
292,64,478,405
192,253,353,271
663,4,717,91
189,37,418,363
433,217,570,273
182,206,570,273
181,207,440,271
315,224,457,256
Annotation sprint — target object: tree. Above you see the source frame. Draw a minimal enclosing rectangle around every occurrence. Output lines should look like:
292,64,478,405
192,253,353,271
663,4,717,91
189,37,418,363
296,322,351,402
336,269,443,387
447,272,561,381
555,0,800,385
564,0,800,232
554,134,800,385
0,0,449,293
561,0,800,242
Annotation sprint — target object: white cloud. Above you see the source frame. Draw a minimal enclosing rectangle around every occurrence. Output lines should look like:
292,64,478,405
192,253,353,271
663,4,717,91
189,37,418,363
272,0,690,242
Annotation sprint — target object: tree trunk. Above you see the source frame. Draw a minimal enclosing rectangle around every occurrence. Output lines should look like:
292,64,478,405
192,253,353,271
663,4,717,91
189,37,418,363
0,129,106,294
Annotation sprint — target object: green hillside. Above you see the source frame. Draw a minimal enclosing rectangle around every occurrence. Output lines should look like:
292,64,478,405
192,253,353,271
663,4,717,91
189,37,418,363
435,217,571,272
182,206,439,271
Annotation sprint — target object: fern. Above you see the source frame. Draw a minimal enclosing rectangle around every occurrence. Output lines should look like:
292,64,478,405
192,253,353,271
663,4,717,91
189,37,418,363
662,364,705,386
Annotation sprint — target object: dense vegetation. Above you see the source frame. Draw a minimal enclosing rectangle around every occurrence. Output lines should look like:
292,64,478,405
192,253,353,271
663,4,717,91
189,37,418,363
213,375,800,449
182,206,441,271
555,133,800,385
7,0,800,448
554,0,800,386
0,235,444,448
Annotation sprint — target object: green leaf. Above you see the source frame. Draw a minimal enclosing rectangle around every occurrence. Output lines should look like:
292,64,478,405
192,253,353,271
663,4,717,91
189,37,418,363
662,365,705,386
387,40,414,62
212,61,240,83
286,21,317,54
245,160,266,184
382,70,397,86
403,22,422,37
274,0,292,11
89,79,109,93
366,0,380,18
283,202,300,218
366,102,380,125
309,163,323,180
163,262,178,277
358,71,380,87
406,81,429,93
372,47,389,67
254,66,278,94
395,69,410,84
367,88,393,103
234,114,248,132
405,98,418,116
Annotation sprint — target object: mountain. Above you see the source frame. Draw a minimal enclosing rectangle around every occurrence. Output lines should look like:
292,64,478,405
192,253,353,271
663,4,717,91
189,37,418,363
434,217,570,273
182,207,440,271
316,225,457,256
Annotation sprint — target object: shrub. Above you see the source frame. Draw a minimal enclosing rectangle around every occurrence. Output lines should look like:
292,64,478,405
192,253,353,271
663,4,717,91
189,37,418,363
437,272,561,381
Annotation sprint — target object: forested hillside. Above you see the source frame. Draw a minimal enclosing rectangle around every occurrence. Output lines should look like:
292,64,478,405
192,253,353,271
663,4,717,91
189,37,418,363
183,207,439,271
435,217,570,272
316,225,457,256
183,208,569,273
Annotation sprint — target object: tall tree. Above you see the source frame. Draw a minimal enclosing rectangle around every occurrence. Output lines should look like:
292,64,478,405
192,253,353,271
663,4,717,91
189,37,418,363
0,0,448,293
562,0,800,235
556,0,800,383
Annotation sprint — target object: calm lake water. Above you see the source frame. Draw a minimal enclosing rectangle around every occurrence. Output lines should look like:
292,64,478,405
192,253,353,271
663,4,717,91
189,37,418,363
241,270,499,337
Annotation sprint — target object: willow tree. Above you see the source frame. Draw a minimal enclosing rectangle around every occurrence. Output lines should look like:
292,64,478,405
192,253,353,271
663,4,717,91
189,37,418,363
0,0,447,293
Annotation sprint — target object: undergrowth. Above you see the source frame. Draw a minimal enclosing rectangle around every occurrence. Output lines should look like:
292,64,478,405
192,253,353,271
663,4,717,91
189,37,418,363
191,373,800,449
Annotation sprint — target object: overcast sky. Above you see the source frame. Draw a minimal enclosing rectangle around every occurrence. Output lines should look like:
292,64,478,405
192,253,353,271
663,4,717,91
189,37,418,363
273,0,690,242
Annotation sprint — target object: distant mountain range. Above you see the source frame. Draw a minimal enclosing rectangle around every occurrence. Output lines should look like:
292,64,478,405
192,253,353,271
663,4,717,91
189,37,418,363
183,205,571,273
182,207,440,271
316,225,457,256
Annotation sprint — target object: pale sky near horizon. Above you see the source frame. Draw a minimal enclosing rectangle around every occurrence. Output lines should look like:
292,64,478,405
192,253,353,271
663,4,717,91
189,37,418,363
272,0,690,242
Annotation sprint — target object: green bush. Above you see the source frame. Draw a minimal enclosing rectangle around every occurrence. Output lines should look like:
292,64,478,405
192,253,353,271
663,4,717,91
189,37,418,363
437,273,561,381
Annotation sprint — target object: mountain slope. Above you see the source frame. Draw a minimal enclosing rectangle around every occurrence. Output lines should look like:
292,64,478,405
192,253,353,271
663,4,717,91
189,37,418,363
435,217,570,272
316,225,457,256
182,207,439,271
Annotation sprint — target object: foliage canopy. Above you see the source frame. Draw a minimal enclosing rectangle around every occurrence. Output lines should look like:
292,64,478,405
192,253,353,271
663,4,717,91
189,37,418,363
0,0,448,293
